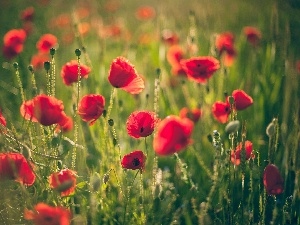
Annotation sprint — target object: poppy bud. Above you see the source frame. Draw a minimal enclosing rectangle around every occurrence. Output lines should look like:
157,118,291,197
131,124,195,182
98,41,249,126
266,119,277,137
28,65,34,73
13,62,19,70
75,48,81,57
103,173,110,184
50,48,56,56
44,61,51,71
108,119,114,126
225,120,240,133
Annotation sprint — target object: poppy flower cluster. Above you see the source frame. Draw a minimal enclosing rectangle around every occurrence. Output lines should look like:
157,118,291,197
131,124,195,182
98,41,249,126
126,111,158,138
212,89,253,123
0,152,35,186
2,29,27,59
180,56,220,84
49,169,77,196
230,140,255,165
215,32,236,67
108,56,145,94
153,115,194,156
20,94,72,130
24,203,71,225
179,107,202,123
61,60,91,86
78,94,106,125
161,29,179,46
263,164,284,195
121,150,146,171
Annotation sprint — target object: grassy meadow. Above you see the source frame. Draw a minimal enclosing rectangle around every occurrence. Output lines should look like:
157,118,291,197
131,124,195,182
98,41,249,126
0,0,299,224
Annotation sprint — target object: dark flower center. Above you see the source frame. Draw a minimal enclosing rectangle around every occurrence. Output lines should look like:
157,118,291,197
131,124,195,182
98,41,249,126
140,127,144,133
132,158,140,167
44,216,53,222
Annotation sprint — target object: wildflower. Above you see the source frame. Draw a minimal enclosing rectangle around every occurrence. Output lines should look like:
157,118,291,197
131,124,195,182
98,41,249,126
20,94,65,126
0,153,35,186
20,6,35,22
121,150,146,171
212,89,253,123
180,56,220,83
243,26,261,47
153,115,194,156
24,203,71,225
161,29,179,45
108,56,145,94
179,107,202,123
212,101,231,124
2,29,26,59
61,60,91,85
78,94,105,125
232,89,253,110
36,34,57,53
215,32,236,67
56,113,73,133
263,164,284,195
0,109,7,128
126,111,158,138
135,6,156,20
230,140,255,165
166,45,187,76
31,52,50,70
49,169,77,196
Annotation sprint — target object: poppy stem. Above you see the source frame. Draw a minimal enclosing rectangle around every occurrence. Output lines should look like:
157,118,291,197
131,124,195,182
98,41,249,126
123,170,139,225
107,88,115,120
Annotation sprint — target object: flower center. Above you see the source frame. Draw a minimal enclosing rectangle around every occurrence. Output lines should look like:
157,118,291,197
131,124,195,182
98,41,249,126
132,158,140,167
140,127,144,133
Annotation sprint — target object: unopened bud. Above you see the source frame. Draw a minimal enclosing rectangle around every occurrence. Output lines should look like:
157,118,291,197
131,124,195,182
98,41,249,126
75,49,81,57
50,48,56,56
225,120,240,133
13,62,19,70
266,121,275,137
103,173,110,184
44,61,51,71
108,119,114,126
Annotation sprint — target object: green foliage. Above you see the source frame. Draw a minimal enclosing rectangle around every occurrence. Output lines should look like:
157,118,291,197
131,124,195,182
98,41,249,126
0,0,299,224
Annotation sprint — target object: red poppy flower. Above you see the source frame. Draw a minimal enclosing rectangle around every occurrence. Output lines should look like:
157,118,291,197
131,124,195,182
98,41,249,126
56,113,73,133
20,6,35,22
161,29,179,46
0,153,35,185
180,56,220,83
61,60,91,86
78,94,105,125
24,203,71,225
36,34,57,53
49,169,76,196
126,111,158,138
212,101,231,124
108,56,145,94
0,109,7,128
232,89,253,110
215,32,236,67
179,107,202,123
3,29,26,59
31,52,50,70
263,164,284,195
121,150,146,171
20,94,65,126
153,115,194,156
167,45,187,76
243,26,261,47
135,6,156,20
230,140,255,165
